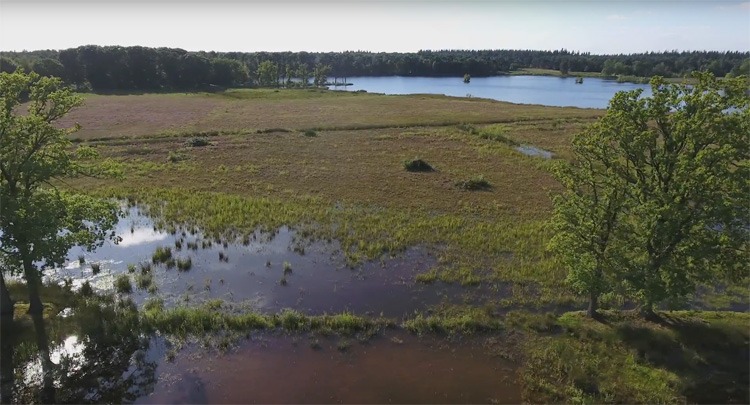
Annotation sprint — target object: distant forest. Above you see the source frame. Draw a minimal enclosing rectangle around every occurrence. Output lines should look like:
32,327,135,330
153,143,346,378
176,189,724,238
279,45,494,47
1,45,748,92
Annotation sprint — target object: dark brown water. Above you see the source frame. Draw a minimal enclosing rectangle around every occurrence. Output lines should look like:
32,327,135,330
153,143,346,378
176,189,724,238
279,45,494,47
137,332,520,404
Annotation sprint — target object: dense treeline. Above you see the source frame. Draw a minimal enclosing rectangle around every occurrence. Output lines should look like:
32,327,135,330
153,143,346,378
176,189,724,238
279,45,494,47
1,45,748,91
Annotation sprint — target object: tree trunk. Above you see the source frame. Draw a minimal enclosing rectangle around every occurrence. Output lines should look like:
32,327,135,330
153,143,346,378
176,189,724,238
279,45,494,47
587,291,599,318
0,329,14,404
30,311,55,404
0,271,13,326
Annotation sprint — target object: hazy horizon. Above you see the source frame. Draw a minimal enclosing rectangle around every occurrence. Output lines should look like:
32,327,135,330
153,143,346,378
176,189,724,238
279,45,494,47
1,0,749,54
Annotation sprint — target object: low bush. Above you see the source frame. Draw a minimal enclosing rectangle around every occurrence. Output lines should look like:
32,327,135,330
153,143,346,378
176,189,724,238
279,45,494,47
403,158,434,172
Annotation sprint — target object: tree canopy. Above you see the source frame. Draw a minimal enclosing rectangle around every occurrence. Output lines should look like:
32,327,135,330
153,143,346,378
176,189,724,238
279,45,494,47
0,71,120,315
1,46,747,92
550,72,750,316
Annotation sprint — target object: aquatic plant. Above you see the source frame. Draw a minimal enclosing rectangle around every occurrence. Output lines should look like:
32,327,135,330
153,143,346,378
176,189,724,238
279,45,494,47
91,263,101,275
176,257,193,271
152,246,173,264
127,264,136,273
114,274,132,294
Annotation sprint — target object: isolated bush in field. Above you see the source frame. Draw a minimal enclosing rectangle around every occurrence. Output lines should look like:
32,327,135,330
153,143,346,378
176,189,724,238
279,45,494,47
114,274,132,294
403,158,434,172
187,137,210,147
302,130,317,137
455,175,492,191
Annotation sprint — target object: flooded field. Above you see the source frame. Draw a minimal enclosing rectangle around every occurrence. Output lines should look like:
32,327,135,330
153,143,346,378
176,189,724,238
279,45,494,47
7,204,522,404
137,332,520,404
37,206,488,317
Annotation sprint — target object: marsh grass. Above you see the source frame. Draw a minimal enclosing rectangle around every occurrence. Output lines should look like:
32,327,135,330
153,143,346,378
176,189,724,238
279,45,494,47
136,272,154,290
114,274,132,294
176,257,192,271
91,263,101,275
127,264,136,273
152,246,172,264
455,175,492,191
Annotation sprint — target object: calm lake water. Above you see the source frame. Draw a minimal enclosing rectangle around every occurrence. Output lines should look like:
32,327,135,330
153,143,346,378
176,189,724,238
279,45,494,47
330,75,652,108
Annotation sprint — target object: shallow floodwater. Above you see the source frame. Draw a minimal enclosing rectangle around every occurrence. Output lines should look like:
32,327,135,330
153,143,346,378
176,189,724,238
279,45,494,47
331,75,652,108
137,332,520,404
39,206,485,317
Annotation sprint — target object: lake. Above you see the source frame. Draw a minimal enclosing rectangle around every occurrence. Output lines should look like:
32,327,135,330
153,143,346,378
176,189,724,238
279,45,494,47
330,75,653,108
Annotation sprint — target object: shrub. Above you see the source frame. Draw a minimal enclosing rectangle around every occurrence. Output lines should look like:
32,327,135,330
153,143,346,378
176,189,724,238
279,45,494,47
127,264,136,273
167,151,188,163
114,274,132,294
302,130,317,137
80,281,94,297
455,175,492,191
403,158,434,172
91,263,101,275
187,137,210,147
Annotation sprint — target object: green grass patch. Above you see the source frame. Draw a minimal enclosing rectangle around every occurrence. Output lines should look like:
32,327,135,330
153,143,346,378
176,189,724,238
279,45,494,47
521,311,750,404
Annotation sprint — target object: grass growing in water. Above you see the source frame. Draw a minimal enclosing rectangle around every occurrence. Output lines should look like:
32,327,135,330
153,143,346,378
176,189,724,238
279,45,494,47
136,272,154,290
114,274,132,294
152,246,172,264
176,257,192,271
91,263,101,275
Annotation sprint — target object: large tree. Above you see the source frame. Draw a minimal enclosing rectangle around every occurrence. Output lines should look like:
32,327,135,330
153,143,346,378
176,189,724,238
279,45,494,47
0,71,120,316
552,72,749,316
1,71,120,403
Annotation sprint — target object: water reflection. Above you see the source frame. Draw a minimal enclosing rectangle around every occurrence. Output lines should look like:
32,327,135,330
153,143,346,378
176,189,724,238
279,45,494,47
36,206,486,317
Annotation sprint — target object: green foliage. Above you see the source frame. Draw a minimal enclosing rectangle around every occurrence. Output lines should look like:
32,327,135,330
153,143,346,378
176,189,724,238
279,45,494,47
151,246,172,264
0,71,119,312
256,60,278,87
455,175,492,191
167,151,188,163
403,158,434,172
135,272,154,290
114,274,132,294
302,130,317,137
550,72,750,314
176,256,192,271
187,137,210,147
91,263,101,275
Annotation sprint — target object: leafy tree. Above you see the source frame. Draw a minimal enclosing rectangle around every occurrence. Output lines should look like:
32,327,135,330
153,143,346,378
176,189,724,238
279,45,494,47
297,63,310,88
313,63,331,87
211,58,249,86
549,128,625,317
553,72,749,316
0,57,19,74
31,58,65,78
0,72,119,317
256,60,278,87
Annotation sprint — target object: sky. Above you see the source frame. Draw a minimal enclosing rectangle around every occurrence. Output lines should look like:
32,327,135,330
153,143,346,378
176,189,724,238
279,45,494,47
1,0,748,54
